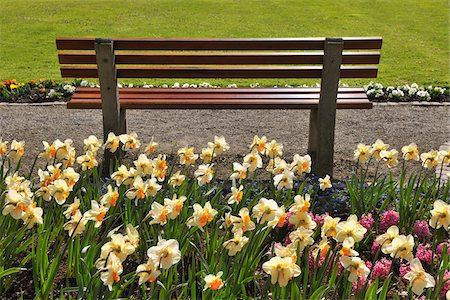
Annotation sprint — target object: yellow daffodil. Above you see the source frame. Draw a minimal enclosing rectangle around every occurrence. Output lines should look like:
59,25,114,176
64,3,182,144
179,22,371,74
100,253,123,291
291,154,312,175
164,194,186,219
49,179,71,205
243,150,263,172
250,135,267,155
63,197,80,219
84,200,109,228
230,162,249,181
289,211,317,230
321,216,341,238
8,140,25,161
267,157,286,174
39,141,58,160
100,233,136,263
178,146,198,166
234,208,256,233
223,231,249,256
152,154,168,181
354,143,371,163
340,256,370,282
187,202,218,229
84,135,102,154
111,165,130,186
136,257,161,285
228,184,244,204
370,139,389,160
119,132,140,151
380,149,399,168
125,224,140,248
274,170,295,190
404,258,435,295
168,171,185,187
438,149,450,165
319,175,332,191
275,243,298,263
288,227,314,252
335,215,367,243
144,137,158,155
200,146,215,164
266,140,283,158
2,189,31,220
429,200,450,231
194,164,214,186
147,239,181,269
375,225,400,254
63,210,87,236
62,167,80,188
252,198,282,224
203,271,224,291
76,151,98,170
340,237,359,257
385,234,415,261
104,132,120,153
134,154,153,176
420,150,440,169
401,143,420,161
99,185,119,208
208,136,230,155
262,256,301,287
289,194,311,214
22,202,43,228
147,202,170,225
0,138,8,156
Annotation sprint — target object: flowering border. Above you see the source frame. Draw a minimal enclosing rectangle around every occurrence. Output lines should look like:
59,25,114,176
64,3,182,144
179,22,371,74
1,79,448,104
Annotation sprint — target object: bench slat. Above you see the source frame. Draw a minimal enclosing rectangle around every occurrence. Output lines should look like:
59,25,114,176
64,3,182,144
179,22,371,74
56,37,382,50
58,52,381,65
71,92,367,100
67,98,372,109
61,65,378,78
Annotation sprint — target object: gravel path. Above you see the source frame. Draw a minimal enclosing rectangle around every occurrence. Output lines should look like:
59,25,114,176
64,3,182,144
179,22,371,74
0,104,449,178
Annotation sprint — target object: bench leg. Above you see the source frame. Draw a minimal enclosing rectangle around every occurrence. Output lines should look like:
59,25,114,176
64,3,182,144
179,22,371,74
307,109,319,171
315,37,344,177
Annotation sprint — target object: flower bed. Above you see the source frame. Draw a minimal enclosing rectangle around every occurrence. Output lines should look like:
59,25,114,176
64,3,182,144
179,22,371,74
1,79,448,104
0,134,449,299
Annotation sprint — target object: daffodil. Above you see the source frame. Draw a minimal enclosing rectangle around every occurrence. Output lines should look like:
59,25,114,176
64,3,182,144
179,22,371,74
438,149,450,165
401,143,420,161
340,256,370,282
168,171,185,187
200,146,215,164
203,272,224,291
178,146,198,166
147,239,181,269
404,258,435,295
49,179,71,205
208,136,230,155
429,200,450,231
63,197,80,219
420,150,440,169
380,149,399,168
84,200,109,228
147,202,170,225
289,211,317,230
152,154,167,181
39,141,58,160
100,185,119,208
370,139,389,160
335,215,367,243
266,140,283,158
104,132,120,153
319,175,332,191
267,157,287,174
164,194,186,219
100,253,123,291
289,194,311,214
63,210,87,236
223,231,249,256
273,170,295,190
84,135,102,154
225,184,243,205
144,137,158,155
0,139,8,156
8,140,24,161
252,198,282,224
61,167,80,188
76,151,98,170
22,202,43,228
187,202,218,229
100,233,136,262
275,243,298,263
262,256,301,287
119,132,141,151
250,135,267,155
134,154,153,176
339,237,359,257
375,225,400,254
2,189,31,220
290,154,312,175
385,234,415,261
194,164,214,186
354,143,371,163
321,216,341,238
230,162,249,181
288,227,315,252
136,257,161,285
243,150,263,172
125,224,140,248
111,165,130,186
233,208,256,233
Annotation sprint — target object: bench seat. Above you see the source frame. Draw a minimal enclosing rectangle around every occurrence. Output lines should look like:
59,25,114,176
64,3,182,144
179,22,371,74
68,87,372,110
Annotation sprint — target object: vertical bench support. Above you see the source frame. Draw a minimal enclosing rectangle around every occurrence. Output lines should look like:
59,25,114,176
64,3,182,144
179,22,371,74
95,38,126,173
308,37,343,177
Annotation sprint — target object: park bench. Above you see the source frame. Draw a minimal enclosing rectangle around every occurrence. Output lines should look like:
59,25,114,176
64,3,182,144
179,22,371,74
56,37,382,176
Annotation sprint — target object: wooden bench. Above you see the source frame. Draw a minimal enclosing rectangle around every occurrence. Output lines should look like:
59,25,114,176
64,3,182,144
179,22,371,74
56,37,382,176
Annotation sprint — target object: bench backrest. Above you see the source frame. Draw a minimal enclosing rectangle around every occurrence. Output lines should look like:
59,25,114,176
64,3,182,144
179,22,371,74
56,37,382,79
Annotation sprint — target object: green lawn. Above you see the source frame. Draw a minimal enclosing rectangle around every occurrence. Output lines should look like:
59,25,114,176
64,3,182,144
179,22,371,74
0,0,448,86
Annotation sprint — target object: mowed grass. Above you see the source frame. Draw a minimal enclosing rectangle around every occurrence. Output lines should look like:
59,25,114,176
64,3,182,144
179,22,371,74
0,0,448,86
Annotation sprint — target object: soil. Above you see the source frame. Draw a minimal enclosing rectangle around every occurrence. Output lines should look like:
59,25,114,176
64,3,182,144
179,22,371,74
0,104,449,179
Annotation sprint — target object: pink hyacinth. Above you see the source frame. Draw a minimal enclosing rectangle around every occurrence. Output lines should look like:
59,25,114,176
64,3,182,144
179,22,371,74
286,211,296,230
379,210,400,232
416,243,433,265
413,220,431,240
437,242,450,257
372,258,391,279
312,213,328,227
371,240,380,256
439,271,450,298
360,213,374,230
399,263,410,283
352,277,368,293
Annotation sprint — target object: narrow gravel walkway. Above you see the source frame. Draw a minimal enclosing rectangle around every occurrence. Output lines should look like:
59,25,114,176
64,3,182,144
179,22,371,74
0,104,449,178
